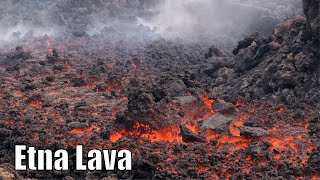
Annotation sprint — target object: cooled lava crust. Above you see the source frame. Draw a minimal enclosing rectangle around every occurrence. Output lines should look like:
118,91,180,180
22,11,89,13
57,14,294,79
0,0,319,179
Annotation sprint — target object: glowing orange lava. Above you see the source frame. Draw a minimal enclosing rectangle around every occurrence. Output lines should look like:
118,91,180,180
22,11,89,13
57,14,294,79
5,119,14,125
228,113,246,136
277,107,285,112
109,122,182,143
205,129,218,140
185,123,198,134
70,125,100,134
197,165,208,173
235,99,245,107
200,94,214,113
228,124,240,137
105,82,121,93
29,100,43,107
217,135,251,152
273,153,281,159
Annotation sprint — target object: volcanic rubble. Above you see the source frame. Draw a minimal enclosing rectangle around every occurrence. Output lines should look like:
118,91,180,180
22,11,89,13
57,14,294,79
0,0,319,179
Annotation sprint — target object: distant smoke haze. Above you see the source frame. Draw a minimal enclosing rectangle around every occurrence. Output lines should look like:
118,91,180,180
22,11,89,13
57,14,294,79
138,0,302,43
0,0,301,47
0,0,60,46
138,0,270,41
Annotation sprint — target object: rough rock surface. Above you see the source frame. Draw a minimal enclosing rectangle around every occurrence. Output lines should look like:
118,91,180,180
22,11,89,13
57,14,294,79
172,96,197,105
0,0,318,179
238,126,270,137
302,0,320,40
212,98,236,114
202,114,234,132
207,15,319,106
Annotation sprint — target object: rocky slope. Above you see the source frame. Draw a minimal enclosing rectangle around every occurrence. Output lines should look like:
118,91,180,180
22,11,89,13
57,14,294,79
0,0,319,179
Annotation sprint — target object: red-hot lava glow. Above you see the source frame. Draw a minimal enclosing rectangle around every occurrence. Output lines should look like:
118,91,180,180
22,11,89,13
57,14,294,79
228,113,247,136
70,125,101,134
4,119,14,125
28,100,43,107
105,82,121,93
205,129,219,141
0,27,317,179
110,122,182,143
200,94,214,114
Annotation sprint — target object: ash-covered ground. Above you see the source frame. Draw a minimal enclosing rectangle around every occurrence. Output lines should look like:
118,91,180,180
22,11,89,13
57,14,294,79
0,0,319,179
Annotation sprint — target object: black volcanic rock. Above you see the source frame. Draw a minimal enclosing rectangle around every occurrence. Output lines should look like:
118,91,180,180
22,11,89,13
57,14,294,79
212,99,236,114
172,96,197,105
234,35,272,72
232,36,255,55
71,77,86,87
307,146,320,173
302,0,320,40
294,51,318,72
153,79,187,102
6,46,31,61
205,45,226,58
238,126,270,137
211,14,319,105
202,114,234,132
0,128,12,139
128,90,155,116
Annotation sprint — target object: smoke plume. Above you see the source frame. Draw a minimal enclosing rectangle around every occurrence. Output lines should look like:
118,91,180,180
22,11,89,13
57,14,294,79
0,0,302,47
138,0,301,42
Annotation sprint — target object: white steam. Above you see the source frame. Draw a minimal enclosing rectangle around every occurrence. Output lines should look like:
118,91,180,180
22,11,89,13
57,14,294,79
138,0,272,41
0,25,57,43
0,0,301,47
0,0,60,47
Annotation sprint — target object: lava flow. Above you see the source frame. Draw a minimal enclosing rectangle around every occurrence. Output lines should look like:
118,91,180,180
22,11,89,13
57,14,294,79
0,0,319,179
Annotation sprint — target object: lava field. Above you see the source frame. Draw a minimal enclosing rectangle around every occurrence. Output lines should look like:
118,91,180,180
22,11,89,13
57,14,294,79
0,0,319,179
